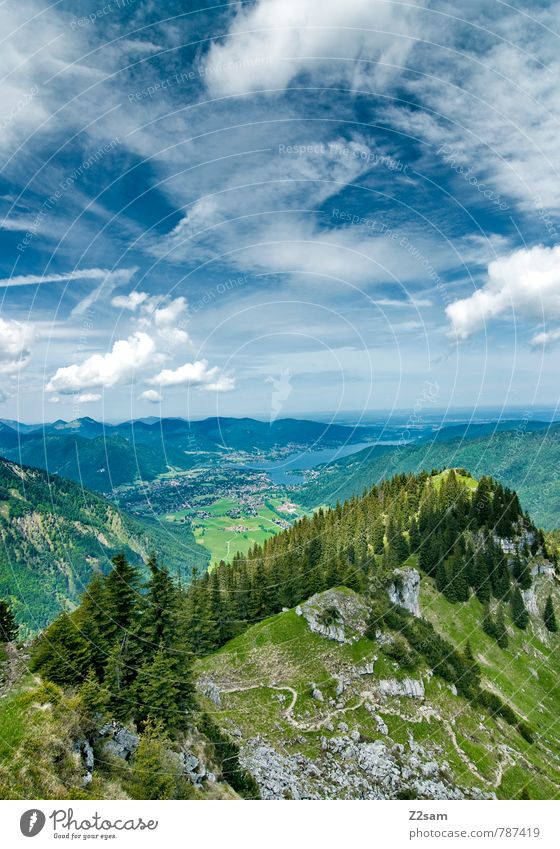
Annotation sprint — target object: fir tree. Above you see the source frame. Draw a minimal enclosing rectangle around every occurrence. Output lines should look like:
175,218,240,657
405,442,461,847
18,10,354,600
78,669,110,733
544,594,558,633
0,599,18,642
129,719,176,800
472,547,491,604
30,612,92,685
512,555,532,590
104,553,141,641
510,586,529,630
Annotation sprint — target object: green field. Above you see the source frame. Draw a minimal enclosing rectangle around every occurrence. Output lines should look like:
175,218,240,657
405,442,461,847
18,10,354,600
166,496,304,564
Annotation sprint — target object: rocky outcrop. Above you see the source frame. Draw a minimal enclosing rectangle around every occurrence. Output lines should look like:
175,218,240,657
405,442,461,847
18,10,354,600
296,589,370,643
197,679,222,706
388,569,421,616
378,678,425,699
98,723,139,761
240,733,490,800
522,587,539,617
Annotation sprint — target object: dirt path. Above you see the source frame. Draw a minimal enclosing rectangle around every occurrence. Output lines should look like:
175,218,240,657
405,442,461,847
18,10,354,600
220,680,501,787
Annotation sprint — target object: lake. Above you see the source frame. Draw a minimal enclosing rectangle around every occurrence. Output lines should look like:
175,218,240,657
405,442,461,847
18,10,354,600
240,441,403,485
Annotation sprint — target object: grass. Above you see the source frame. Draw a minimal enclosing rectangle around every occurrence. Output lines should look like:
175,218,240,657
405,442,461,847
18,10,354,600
166,495,304,564
196,577,560,799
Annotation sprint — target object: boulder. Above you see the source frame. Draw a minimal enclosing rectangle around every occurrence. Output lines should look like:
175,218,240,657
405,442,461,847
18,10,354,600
296,588,370,643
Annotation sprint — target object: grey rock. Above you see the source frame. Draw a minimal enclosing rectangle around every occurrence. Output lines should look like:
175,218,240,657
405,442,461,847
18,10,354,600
388,569,421,617
98,723,139,761
297,589,369,643
198,679,222,707
378,678,425,699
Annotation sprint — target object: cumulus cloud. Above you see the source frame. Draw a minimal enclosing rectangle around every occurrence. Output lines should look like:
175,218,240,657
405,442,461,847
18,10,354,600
139,389,162,403
46,332,156,394
202,0,425,96
148,359,219,388
125,293,191,347
530,328,560,348
77,393,102,403
446,245,560,340
0,317,34,373
200,375,236,393
111,291,149,311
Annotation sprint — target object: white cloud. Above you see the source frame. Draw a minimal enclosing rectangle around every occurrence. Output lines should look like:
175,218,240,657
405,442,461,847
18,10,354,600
71,268,139,317
111,291,149,311
446,245,560,340
200,375,236,393
530,328,560,348
0,317,34,373
139,389,162,403
77,393,102,403
148,359,219,388
0,267,137,289
203,0,425,96
46,332,156,394
383,8,560,213
131,294,191,347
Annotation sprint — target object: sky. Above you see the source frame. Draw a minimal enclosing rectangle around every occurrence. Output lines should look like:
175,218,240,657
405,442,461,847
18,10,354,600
1,0,560,423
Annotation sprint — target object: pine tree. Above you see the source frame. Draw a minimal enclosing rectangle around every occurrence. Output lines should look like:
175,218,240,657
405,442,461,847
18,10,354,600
104,553,141,641
510,586,529,630
512,555,532,590
445,547,469,603
30,612,92,685
129,720,176,800
408,516,420,554
544,594,558,633
143,556,181,654
0,599,18,642
78,669,110,733
371,515,385,554
135,644,194,730
472,547,491,603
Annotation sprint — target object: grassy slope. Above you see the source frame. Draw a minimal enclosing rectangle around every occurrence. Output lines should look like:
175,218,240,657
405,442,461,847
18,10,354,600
169,496,304,564
297,426,560,529
197,578,560,799
0,458,208,632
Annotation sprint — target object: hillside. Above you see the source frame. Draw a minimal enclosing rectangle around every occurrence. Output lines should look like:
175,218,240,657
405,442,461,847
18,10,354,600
2,467,558,800
299,424,560,529
0,458,208,631
197,572,560,799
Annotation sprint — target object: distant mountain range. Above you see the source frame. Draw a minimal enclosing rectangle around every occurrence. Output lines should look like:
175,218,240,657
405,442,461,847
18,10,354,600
0,416,383,491
0,415,558,499
0,457,208,631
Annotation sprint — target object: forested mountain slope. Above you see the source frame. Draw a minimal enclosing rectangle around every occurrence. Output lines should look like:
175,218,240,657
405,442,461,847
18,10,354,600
0,458,207,631
3,468,558,800
299,424,560,529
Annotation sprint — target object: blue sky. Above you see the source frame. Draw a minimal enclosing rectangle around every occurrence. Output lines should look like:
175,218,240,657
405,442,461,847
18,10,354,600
1,0,560,422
